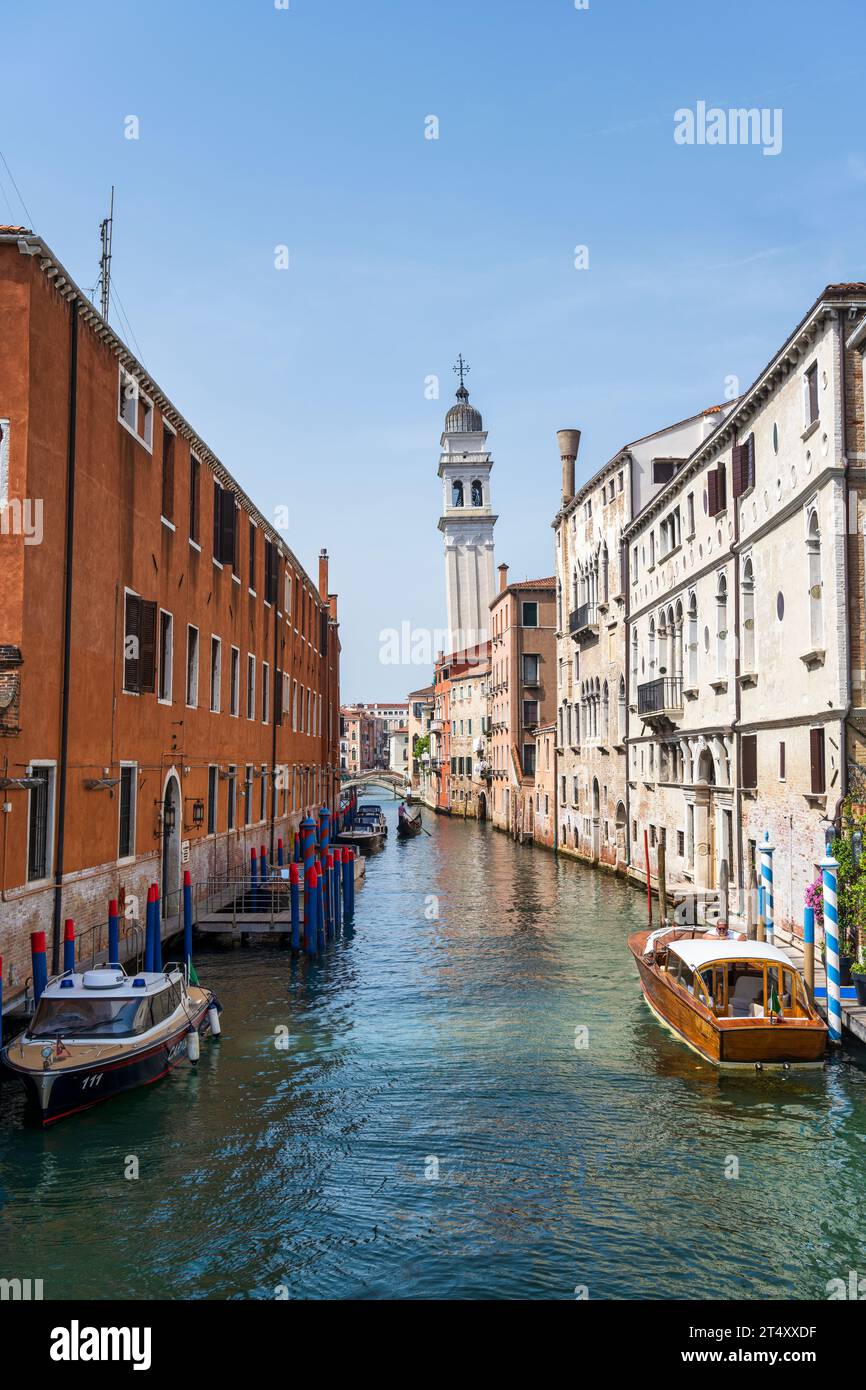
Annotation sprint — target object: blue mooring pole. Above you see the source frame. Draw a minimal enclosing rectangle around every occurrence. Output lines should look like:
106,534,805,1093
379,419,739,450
803,903,815,1003
153,883,163,971
144,887,156,972
333,849,342,934
277,837,284,870
316,865,326,951
305,866,317,957
63,918,75,974
342,849,353,921
250,847,258,912
31,930,48,1005
108,897,120,966
290,863,301,951
183,869,193,976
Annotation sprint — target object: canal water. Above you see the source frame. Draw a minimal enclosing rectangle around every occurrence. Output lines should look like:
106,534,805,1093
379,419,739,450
2,800,866,1301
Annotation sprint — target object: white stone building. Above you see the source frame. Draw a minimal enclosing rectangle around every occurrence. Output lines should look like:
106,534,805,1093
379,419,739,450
438,363,497,653
625,283,866,934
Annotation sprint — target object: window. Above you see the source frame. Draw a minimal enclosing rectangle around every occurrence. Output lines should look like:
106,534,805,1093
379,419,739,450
805,362,819,426
741,558,755,672
230,647,240,716
522,744,536,776
779,741,786,781
123,592,157,694
522,601,538,627
244,765,253,825
686,493,695,538
186,625,199,707
227,765,236,830
260,764,267,821
807,509,823,647
687,592,698,687
27,764,54,883
715,574,728,678
248,520,257,591
677,830,685,858
732,435,755,498
707,463,726,516
158,610,173,703
618,676,626,741
523,699,539,725
262,661,270,723
210,637,222,712
810,728,826,795
452,479,464,507
118,367,153,449
522,654,540,686
118,763,137,859
247,654,255,719
264,539,278,605
160,424,175,522
207,766,217,834
741,734,757,789
189,456,200,544
213,481,237,566
471,479,483,506
284,570,292,616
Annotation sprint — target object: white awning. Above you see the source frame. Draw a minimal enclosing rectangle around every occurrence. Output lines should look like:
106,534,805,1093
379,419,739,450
669,939,796,970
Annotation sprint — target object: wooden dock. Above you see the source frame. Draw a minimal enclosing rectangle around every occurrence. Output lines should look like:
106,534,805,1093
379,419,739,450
194,856,366,939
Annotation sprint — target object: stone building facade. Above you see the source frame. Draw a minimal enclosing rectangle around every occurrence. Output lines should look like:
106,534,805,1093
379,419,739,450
625,283,866,933
446,647,490,819
488,569,556,838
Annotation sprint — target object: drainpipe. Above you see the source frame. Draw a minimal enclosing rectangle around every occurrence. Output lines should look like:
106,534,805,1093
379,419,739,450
269,585,280,866
51,297,79,975
622,534,632,870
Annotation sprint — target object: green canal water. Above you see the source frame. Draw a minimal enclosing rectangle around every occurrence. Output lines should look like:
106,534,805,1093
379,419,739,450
2,802,866,1300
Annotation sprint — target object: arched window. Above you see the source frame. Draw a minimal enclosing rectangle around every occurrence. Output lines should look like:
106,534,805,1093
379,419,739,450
674,600,684,685
601,543,609,603
807,509,822,647
716,573,728,678
631,628,639,701
742,556,755,672
471,479,483,507
452,479,464,507
602,680,610,743
594,677,601,739
687,591,698,687
648,618,656,675
618,675,626,741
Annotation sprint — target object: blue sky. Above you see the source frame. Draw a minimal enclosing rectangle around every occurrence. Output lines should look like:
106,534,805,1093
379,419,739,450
2,0,865,699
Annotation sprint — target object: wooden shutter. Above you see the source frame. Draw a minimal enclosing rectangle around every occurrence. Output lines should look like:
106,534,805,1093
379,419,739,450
745,433,755,490
274,667,283,724
220,491,236,568
161,429,175,520
189,457,200,543
717,461,727,512
741,733,757,788
779,741,786,779
213,479,222,558
707,469,719,517
124,594,142,691
138,600,158,692
731,443,746,499
810,728,826,794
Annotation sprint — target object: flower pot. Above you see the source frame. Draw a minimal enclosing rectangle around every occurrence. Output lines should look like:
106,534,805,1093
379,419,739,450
854,974,866,1006
840,954,854,987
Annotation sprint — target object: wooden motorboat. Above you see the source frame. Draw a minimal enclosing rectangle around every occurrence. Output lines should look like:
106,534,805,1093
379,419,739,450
628,926,827,1067
1,964,221,1125
397,805,423,838
357,804,388,835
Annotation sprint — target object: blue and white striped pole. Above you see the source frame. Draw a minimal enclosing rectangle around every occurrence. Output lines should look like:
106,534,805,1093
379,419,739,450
760,832,775,946
820,854,843,1044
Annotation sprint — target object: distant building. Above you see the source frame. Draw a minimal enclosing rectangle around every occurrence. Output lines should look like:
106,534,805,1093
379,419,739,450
407,686,435,796
532,723,557,850
437,361,497,652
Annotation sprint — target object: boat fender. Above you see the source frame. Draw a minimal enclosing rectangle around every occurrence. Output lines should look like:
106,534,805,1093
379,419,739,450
207,1003,222,1037
187,1027,201,1064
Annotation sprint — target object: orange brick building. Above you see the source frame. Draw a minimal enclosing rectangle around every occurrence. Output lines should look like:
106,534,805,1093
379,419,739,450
0,227,340,998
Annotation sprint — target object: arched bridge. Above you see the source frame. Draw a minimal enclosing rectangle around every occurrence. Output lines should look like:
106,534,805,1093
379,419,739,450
341,770,410,798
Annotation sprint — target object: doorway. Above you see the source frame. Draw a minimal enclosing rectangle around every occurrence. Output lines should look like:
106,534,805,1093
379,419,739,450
162,772,182,915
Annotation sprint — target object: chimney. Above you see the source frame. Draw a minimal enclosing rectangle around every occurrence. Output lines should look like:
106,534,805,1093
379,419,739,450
318,547,329,600
557,428,581,506
498,562,509,593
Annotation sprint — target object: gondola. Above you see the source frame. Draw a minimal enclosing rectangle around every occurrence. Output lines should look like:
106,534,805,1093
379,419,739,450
397,805,423,839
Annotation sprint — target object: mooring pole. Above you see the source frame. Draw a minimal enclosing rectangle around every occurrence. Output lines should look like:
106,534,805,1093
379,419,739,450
643,828,653,926
760,832,775,946
63,919,75,974
153,883,163,971
658,836,668,925
290,863,301,951
31,931,48,1005
820,854,843,1044
108,897,120,965
305,866,317,956
183,870,194,977
803,903,815,1004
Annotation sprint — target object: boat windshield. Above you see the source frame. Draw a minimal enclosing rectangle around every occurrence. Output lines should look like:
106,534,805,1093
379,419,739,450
29,981,183,1038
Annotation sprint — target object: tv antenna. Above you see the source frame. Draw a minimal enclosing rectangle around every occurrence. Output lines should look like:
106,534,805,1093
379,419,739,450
97,186,115,322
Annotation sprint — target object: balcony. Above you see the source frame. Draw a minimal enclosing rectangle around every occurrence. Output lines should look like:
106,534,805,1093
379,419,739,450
637,676,683,720
569,603,599,642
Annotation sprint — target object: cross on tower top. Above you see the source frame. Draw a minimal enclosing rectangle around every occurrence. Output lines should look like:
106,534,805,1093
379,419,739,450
453,354,470,391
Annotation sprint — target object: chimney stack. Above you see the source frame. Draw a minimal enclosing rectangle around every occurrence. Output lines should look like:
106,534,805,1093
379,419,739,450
318,547,329,600
557,429,581,506
498,562,509,593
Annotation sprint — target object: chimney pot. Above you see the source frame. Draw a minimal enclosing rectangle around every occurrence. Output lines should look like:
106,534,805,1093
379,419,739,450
557,428,581,506
498,562,509,593
318,547,329,599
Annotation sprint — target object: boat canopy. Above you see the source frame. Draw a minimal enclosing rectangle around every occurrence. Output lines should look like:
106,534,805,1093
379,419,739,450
668,939,795,970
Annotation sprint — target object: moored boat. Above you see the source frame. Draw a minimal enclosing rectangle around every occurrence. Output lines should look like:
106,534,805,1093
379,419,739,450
1,964,220,1125
628,926,827,1067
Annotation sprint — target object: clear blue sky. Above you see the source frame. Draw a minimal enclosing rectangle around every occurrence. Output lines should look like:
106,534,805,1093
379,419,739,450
2,0,864,699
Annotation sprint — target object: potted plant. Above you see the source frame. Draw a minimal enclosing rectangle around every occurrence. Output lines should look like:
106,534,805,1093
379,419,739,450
851,958,866,1007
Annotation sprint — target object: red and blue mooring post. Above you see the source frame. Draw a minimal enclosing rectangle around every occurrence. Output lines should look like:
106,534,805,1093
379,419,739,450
63,919,75,974
316,863,326,951
277,837,284,869
342,848,353,919
153,882,163,971
31,930,48,1005
144,886,156,971
332,849,342,933
304,865,317,956
290,863,301,950
183,869,194,976
108,898,120,965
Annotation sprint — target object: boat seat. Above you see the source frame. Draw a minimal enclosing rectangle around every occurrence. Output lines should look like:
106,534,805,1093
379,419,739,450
730,976,764,1017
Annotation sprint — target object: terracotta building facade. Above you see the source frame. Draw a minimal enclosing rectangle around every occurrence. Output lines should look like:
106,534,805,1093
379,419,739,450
0,228,341,998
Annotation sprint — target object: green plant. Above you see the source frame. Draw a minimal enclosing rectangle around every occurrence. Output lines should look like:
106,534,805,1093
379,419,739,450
851,959,866,976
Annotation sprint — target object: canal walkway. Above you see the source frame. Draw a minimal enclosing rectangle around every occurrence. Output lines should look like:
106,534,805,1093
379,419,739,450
1,800,865,1300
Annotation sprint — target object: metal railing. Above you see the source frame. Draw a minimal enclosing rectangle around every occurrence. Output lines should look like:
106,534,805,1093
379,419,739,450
637,676,683,717
569,603,598,637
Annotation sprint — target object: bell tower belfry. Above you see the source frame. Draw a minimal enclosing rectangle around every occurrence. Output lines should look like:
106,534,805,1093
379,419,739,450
437,357,497,652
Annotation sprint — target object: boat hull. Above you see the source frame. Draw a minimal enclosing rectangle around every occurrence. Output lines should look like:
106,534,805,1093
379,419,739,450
2,996,213,1125
629,933,826,1067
